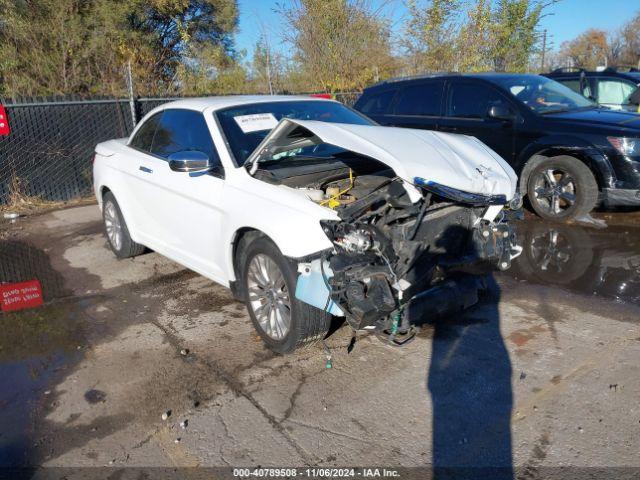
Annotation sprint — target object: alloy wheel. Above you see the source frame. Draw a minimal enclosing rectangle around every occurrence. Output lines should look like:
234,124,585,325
246,254,291,340
532,168,577,216
104,201,123,251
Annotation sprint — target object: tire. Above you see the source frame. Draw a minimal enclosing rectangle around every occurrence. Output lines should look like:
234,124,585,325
526,155,598,222
102,192,145,259
239,236,331,354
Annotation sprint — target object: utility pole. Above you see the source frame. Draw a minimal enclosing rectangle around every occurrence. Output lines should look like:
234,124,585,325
125,61,137,126
540,29,547,72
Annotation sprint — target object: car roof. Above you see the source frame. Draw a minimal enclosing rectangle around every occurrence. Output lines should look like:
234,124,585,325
363,72,542,90
152,95,336,113
546,68,640,82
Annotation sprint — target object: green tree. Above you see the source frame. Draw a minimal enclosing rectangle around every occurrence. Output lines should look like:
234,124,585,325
279,0,394,92
0,0,240,97
490,0,546,72
455,0,493,72
404,0,460,73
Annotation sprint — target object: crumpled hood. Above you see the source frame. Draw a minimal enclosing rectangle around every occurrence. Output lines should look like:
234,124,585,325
251,119,517,200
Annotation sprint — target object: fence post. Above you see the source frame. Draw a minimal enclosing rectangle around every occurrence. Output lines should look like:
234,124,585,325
125,61,137,127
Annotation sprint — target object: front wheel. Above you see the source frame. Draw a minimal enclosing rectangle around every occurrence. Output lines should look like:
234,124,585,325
240,236,331,354
526,155,598,222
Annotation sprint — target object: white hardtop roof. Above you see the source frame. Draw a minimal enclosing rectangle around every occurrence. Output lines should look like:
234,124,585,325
152,95,336,112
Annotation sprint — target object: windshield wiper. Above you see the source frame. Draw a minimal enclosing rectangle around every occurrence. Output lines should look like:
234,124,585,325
539,105,597,115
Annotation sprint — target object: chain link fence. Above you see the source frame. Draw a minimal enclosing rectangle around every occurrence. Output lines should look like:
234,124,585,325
0,92,361,207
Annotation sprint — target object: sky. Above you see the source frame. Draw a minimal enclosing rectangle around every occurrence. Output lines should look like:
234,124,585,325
235,0,640,62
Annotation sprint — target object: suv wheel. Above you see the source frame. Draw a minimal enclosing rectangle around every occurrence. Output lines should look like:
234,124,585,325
239,236,331,354
526,155,598,222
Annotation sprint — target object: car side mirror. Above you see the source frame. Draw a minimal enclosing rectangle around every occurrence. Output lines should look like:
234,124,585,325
487,104,515,122
168,151,212,173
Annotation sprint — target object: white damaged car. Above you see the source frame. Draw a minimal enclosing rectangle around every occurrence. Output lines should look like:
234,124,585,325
93,96,521,353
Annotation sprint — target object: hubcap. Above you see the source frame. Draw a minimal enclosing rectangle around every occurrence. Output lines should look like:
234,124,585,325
247,254,291,340
533,168,577,215
104,201,123,251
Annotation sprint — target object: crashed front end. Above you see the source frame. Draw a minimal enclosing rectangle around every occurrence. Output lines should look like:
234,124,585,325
248,118,522,343
296,177,521,344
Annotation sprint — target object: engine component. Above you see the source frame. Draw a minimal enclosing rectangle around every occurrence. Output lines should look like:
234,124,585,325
321,169,354,209
344,275,396,328
337,229,372,253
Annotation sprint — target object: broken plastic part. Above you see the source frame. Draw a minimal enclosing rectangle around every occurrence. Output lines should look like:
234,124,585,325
295,259,344,316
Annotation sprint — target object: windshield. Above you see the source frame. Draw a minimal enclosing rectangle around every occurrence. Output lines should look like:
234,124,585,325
216,100,373,165
491,75,596,114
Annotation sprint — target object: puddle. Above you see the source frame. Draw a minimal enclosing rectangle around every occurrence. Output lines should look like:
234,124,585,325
505,220,640,304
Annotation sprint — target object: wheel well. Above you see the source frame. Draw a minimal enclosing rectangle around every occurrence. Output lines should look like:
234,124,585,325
229,228,264,300
100,186,112,200
519,150,604,195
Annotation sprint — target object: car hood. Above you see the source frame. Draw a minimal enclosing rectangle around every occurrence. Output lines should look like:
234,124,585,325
248,119,517,200
543,108,640,128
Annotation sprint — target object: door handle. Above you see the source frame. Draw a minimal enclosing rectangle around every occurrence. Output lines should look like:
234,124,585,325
139,166,153,174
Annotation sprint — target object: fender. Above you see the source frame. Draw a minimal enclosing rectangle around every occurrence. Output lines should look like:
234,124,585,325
515,135,615,192
222,219,333,283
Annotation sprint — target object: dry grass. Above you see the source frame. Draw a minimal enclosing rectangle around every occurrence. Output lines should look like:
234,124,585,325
1,173,96,216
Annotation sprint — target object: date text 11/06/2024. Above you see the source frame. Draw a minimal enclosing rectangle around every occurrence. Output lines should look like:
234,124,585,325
233,468,401,477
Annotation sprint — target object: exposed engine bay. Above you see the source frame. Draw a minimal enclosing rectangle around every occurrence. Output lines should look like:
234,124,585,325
248,118,522,345
257,161,521,345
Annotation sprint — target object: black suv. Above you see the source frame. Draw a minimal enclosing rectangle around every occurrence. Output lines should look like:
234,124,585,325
544,67,640,112
354,73,640,222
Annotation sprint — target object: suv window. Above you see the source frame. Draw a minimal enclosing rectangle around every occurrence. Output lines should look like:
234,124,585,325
130,112,162,152
556,78,593,100
596,78,636,106
151,109,219,164
394,82,443,116
358,89,396,115
446,82,506,118
556,78,580,94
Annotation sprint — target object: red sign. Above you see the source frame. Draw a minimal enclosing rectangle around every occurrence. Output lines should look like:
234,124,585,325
0,280,43,312
0,105,9,135
310,93,332,99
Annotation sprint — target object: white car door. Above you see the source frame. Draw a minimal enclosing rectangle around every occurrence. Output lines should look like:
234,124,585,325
127,108,227,283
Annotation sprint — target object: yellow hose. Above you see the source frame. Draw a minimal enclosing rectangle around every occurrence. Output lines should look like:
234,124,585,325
320,169,354,209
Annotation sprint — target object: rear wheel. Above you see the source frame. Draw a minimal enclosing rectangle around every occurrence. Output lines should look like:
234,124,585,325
240,236,331,354
102,192,145,258
526,155,598,222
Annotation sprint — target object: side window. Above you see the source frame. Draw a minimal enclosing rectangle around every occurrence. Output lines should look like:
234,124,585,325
557,79,581,94
597,78,636,106
150,109,220,165
394,82,443,116
129,112,162,153
358,89,396,115
447,82,507,119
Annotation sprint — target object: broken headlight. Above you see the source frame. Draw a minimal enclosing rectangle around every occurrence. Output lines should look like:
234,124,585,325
414,178,508,206
320,220,374,254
